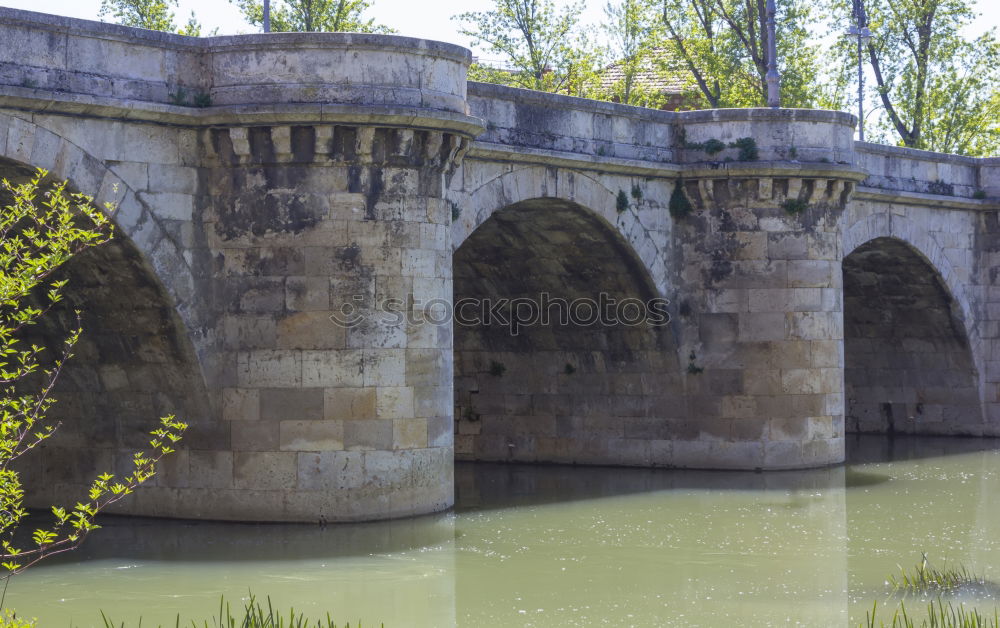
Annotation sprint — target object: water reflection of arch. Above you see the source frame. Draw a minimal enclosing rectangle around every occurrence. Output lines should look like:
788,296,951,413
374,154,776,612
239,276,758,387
454,462,849,626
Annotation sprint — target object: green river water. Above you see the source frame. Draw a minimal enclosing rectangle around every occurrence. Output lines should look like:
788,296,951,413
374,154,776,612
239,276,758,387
8,435,1000,627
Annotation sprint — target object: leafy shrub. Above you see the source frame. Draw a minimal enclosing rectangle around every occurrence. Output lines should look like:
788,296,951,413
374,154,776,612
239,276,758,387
669,181,693,218
730,137,759,161
616,189,629,213
781,198,809,215
0,171,185,611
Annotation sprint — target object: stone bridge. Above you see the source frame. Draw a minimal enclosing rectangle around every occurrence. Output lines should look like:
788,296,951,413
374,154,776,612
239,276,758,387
1,8,998,522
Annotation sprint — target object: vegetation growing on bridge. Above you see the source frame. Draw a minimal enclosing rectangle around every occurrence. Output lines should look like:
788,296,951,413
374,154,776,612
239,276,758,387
95,0,999,156
668,180,693,218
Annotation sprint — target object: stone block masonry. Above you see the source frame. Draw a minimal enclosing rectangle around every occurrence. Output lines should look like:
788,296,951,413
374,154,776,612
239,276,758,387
0,7,997,522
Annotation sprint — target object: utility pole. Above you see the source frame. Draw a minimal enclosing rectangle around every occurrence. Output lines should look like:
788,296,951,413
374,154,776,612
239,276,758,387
846,0,873,141
263,0,271,32
765,0,780,108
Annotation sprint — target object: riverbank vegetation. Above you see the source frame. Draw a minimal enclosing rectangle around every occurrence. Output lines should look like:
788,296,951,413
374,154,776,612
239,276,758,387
100,595,382,628
862,599,1000,628
890,556,997,598
862,557,1000,627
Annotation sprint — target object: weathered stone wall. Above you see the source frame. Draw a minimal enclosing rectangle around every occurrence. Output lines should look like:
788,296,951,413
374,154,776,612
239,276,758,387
201,122,466,521
1,7,998,521
0,8,480,521
843,238,981,434
452,199,682,466
846,144,993,436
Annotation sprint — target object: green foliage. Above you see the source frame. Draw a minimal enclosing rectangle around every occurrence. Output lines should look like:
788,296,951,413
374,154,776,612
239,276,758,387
177,11,205,36
781,198,809,214
564,363,576,375
489,360,506,377
730,137,758,161
101,594,382,627
596,0,666,107
99,0,208,35
685,138,726,154
0,170,187,581
168,88,213,108
861,599,1000,628
456,0,602,96
630,183,643,201
668,180,693,218
0,609,34,628
683,137,757,160
927,180,956,196
192,92,213,108
231,0,394,33
888,556,994,598
973,190,987,200
660,0,822,108
168,87,188,106
100,0,177,31
616,189,630,212
825,0,1000,156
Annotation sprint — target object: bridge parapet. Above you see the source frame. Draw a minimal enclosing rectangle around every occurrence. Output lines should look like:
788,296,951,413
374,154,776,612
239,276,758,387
856,142,988,200
0,7,481,135
675,108,855,165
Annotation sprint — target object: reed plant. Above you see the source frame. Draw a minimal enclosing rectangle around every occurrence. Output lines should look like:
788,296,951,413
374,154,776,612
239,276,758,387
862,599,1000,628
890,555,994,597
100,595,382,628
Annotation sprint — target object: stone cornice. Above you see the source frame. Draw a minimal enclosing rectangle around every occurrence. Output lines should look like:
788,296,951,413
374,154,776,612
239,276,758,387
0,88,486,137
467,141,682,177
854,186,1000,211
468,142,869,183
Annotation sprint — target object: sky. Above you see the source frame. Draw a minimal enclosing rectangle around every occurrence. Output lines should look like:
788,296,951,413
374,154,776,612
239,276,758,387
1,0,998,59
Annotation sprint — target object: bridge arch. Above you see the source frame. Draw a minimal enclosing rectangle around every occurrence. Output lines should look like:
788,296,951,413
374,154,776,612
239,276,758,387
0,113,198,324
842,215,984,434
843,213,976,338
452,165,668,295
0,114,211,508
451,195,684,465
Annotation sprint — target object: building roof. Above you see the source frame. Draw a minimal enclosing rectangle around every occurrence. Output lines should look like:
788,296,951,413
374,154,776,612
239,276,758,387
598,48,687,94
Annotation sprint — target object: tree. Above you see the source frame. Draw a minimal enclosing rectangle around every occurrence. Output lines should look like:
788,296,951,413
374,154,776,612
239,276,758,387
455,0,602,96
0,171,186,596
600,0,666,107
99,0,206,36
231,0,394,33
828,0,1000,155
659,0,821,108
